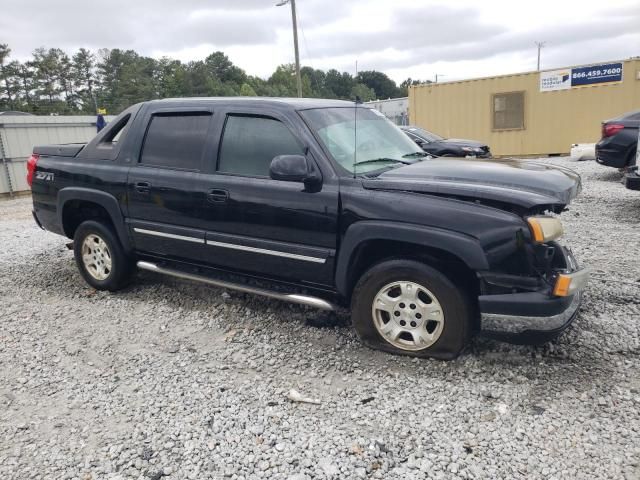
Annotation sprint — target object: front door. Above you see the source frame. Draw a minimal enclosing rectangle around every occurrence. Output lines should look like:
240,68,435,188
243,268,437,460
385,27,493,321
198,110,339,287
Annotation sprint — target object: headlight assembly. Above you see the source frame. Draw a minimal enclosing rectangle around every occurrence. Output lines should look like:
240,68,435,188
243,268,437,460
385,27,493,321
526,216,564,243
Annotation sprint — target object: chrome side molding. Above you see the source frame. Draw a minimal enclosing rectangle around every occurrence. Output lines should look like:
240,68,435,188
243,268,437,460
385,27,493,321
136,261,336,311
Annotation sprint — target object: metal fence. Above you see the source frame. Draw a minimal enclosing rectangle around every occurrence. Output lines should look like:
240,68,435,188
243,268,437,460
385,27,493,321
0,115,114,196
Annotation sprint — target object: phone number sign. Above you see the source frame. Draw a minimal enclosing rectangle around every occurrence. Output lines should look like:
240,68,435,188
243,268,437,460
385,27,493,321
571,63,623,87
540,62,623,92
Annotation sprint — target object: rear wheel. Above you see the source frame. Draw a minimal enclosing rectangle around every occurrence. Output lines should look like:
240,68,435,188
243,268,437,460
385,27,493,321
73,220,133,291
351,259,471,359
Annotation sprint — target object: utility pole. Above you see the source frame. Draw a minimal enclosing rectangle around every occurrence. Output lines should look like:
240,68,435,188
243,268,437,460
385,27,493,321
535,41,546,71
434,74,446,83
276,0,302,97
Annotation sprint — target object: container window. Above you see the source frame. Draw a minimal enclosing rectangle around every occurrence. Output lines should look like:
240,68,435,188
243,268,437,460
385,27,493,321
492,92,525,130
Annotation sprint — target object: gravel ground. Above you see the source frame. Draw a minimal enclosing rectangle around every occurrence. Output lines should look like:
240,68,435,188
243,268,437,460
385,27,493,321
1,158,639,480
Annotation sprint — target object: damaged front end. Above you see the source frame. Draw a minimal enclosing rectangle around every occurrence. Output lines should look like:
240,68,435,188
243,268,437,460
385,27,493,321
478,213,589,344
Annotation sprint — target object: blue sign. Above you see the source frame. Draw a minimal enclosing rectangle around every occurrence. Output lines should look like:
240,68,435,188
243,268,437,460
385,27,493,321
571,63,623,87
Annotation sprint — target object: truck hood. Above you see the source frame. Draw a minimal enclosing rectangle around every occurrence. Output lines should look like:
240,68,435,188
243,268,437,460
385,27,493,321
362,158,581,211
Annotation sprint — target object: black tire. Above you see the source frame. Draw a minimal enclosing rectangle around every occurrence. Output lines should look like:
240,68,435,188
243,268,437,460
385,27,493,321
351,259,471,360
73,220,133,291
627,146,637,167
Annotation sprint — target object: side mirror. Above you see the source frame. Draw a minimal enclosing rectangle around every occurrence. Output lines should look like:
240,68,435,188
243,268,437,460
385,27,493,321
269,154,322,187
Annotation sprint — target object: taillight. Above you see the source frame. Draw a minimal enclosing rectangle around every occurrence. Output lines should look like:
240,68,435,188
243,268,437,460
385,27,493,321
26,153,39,187
602,123,624,138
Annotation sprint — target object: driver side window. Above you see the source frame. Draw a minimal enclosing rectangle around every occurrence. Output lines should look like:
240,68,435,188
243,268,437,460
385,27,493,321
217,115,304,177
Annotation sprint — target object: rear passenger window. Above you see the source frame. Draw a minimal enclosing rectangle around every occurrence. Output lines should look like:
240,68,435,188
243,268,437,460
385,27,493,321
218,115,304,177
141,113,211,170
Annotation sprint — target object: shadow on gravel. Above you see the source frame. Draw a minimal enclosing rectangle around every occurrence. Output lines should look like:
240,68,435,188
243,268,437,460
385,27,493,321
17,252,618,387
588,170,624,182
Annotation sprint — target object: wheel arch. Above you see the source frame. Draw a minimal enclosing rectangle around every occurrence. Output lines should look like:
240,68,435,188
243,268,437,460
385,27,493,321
58,187,132,252
335,221,488,300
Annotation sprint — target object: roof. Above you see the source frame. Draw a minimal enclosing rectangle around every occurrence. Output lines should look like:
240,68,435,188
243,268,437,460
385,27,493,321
364,97,408,104
148,97,357,110
0,111,34,116
410,57,634,88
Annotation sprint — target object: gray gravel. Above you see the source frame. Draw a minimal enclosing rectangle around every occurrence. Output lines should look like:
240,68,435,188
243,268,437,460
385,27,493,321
1,158,639,480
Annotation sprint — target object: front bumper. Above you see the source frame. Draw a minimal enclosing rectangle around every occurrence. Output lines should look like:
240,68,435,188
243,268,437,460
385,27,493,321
479,248,589,344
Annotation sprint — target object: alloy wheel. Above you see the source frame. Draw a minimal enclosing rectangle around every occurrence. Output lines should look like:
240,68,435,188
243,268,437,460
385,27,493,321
371,281,445,351
81,234,112,281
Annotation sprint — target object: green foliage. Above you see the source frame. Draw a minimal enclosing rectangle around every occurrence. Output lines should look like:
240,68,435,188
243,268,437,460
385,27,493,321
356,70,402,99
398,77,432,97
351,83,376,102
0,44,407,115
239,83,257,96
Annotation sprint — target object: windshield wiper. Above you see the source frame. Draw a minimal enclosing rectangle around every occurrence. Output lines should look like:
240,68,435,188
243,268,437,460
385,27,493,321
353,157,412,166
402,151,429,158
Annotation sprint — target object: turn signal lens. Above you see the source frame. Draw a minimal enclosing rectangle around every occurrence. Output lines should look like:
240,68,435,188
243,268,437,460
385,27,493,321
553,274,572,297
552,268,590,297
526,216,563,243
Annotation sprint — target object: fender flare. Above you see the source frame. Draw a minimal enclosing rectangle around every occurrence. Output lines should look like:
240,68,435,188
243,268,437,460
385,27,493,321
335,221,489,296
57,187,133,252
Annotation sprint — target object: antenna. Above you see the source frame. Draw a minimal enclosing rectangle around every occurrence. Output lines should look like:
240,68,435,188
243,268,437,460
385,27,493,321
353,96,359,178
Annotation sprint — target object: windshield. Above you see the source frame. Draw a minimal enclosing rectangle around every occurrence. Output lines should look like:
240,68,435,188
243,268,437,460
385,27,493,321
300,107,423,174
404,126,443,142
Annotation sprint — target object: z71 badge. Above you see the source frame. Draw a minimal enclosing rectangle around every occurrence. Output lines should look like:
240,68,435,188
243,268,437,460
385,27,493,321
35,171,54,181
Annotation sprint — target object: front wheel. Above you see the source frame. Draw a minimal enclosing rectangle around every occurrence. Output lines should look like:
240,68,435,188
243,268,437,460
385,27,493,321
351,259,471,359
73,220,133,291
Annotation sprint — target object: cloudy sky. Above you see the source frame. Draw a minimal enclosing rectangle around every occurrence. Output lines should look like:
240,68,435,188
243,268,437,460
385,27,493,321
2,0,639,83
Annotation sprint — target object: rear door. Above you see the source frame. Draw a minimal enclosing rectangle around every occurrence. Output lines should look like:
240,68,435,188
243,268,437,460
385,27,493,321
126,108,215,261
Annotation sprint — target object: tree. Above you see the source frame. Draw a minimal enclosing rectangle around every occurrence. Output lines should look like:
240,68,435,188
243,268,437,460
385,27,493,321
72,48,97,113
204,51,246,85
155,57,188,99
32,47,68,113
350,83,375,102
301,66,333,98
356,70,401,99
398,77,432,97
57,51,74,109
0,43,413,114
96,49,158,113
268,64,313,97
239,83,257,96
324,69,354,98
18,62,36,111
0,44,16,110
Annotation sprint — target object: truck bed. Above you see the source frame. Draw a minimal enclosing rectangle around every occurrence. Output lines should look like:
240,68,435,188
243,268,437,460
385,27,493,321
33,143,85,157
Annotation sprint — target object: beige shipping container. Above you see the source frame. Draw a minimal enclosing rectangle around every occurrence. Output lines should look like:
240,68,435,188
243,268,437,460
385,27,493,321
409,58,640,157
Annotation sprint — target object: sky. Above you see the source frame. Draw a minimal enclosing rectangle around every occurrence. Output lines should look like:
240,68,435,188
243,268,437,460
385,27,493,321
1,0,639,84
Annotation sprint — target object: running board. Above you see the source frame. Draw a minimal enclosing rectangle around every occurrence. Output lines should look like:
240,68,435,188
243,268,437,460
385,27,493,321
136,261,336,311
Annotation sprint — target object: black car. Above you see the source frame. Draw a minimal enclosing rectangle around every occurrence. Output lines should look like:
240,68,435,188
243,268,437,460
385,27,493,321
28,98,588,359
595,109,639,169
624,127,640,190
400,125,490,158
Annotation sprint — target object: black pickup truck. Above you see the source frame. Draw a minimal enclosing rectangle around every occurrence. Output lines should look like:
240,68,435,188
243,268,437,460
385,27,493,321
28,98,589,359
